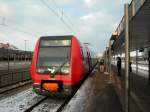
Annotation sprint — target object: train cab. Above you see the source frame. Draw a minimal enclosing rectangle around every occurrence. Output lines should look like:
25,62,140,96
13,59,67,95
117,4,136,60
30,35,91,96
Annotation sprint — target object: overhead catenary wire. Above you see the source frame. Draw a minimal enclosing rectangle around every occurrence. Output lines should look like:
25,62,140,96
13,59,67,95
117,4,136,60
0,17,38,36
0,1,80,37
0,16,41,36
40,0,77,35
0,0,80,37
40,0,75,33
51,0,81,36
0,23,35,36
51,0,75,28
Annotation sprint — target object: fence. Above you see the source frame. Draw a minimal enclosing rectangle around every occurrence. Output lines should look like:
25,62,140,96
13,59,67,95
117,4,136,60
0,70,31,88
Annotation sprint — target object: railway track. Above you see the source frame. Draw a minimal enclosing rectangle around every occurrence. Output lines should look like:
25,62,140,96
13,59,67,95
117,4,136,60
24,94,75,112
24,96,49,112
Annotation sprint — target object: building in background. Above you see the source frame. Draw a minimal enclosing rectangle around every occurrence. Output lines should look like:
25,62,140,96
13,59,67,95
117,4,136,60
0,43,18,50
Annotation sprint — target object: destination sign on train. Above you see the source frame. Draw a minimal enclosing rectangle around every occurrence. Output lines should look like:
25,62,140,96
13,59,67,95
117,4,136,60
41,40,71,46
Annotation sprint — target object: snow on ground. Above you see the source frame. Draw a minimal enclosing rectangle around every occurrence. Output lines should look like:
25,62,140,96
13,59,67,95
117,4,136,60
0,88,44,112
121,63,148,78
32,98,64,112
132,64,148,71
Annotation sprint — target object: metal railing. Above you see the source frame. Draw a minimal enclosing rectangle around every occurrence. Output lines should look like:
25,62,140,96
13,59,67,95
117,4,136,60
0,48,33,61
0,48,32,71
0,70,30,88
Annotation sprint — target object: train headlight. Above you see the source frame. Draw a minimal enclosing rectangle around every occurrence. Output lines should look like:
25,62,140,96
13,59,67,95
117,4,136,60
36,68,45,73
61,67,69,74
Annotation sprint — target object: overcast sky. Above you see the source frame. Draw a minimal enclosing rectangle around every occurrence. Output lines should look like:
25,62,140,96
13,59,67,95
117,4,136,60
0,0,128,55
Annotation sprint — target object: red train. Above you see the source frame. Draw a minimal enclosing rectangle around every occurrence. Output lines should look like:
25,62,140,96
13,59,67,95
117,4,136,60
30,35,97,97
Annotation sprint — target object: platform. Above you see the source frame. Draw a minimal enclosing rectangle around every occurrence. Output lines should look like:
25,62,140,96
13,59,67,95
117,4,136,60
63,69,123,112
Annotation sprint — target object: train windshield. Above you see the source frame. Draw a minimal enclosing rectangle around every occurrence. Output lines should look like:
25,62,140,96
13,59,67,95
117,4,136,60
37,39,71,68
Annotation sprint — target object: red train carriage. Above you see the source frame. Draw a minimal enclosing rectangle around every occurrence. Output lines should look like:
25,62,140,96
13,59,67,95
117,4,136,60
30,35,97,97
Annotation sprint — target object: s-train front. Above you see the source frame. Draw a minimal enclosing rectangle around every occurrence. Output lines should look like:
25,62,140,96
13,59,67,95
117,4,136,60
30,35,86,97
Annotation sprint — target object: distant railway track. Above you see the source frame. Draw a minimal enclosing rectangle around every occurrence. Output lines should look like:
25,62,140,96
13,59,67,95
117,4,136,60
0,80,31,94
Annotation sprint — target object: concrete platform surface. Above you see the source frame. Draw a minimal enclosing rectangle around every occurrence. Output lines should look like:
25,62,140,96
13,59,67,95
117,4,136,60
63,69,123,112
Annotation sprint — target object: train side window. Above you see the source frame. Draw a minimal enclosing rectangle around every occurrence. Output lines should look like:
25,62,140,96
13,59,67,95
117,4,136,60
81,47,84,60
83,47,87,59
88,52,92,66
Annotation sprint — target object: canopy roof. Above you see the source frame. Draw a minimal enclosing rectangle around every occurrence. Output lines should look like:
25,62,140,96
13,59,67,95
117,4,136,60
112,0,150,54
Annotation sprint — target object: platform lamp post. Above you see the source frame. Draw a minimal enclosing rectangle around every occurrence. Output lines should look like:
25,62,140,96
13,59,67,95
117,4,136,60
108,40,112,83
125,3,130,112
24,40,28,62
109,32,118,83
7,49,10,71
104,47,109,75
136,49,138,74
148,49,150,85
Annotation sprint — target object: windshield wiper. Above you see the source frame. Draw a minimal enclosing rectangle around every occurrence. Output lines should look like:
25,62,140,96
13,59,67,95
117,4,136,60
48,60,68,77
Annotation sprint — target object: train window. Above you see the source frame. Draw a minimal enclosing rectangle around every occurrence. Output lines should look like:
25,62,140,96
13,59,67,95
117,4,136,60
37,46,70,67
40,40,71,47
83,47,87,58
80,47,84,59
87,52,92,67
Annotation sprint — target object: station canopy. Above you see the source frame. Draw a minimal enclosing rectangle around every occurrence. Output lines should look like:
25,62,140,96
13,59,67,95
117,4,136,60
111,0,150,54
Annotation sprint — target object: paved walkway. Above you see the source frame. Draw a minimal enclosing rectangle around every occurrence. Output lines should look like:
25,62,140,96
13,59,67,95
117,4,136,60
63,69,123,112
